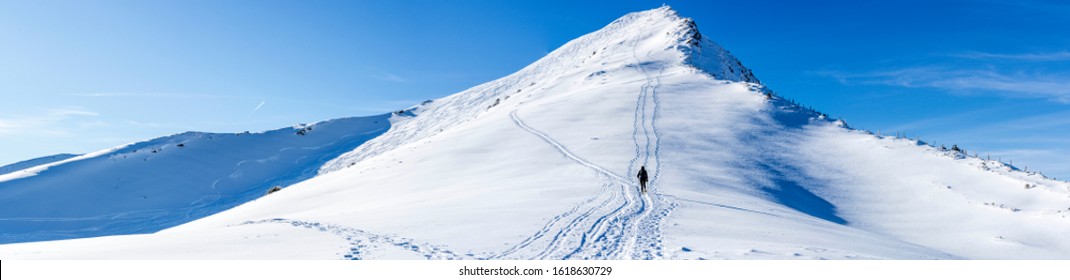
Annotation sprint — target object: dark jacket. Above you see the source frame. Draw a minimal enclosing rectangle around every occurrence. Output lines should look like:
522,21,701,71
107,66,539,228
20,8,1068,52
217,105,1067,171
637,168,648,182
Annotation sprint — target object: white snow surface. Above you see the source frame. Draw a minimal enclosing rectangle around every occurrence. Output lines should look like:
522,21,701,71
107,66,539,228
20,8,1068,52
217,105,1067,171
1,7,1068,260
0,153,80,177
0,115,390,243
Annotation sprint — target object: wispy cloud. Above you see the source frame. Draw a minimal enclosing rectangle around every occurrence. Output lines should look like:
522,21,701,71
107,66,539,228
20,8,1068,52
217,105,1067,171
70,92,230,98
251,101,266,114
952,51,1070,61
949,110,1070,138
380,73,406,83
818,67,1070,103
365,66,408,83
0,107,101,136
124,120,164,128
884,105,1010,132
51,108,99,117
888,109,1070,179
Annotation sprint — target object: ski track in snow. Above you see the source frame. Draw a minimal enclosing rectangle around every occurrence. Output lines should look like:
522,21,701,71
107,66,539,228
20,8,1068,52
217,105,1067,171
509,110,635,259
490,181,614,259
623,34,674,260
490,32,673,260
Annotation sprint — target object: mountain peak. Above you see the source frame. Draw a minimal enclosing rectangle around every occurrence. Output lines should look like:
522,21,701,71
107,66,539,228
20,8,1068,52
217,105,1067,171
318,7,761,174
609,6,760,84
667,12,760,84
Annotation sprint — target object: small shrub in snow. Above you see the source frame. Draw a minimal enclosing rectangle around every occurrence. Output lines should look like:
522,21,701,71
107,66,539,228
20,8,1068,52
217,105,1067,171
266,186,282,195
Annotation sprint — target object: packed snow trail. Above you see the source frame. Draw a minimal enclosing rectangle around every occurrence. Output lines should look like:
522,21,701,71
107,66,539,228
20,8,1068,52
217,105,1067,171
498,30,675,260
509,110,628,258
622,32,673,260
509,105,673,259
489,181,615,259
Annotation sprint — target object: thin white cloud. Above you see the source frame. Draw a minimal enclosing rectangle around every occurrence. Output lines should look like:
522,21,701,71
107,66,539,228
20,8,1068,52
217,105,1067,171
365,66,408,83
0,120,19,134
71,92,230,98
940,110,1070,138
381,73,406,83
881,108,1070,179
77,120,113,130
51,108,99,117
124,120,164,128
953,51,1070,61
888,112,1070,179
0,107,101,136
251,101,266,114
884,106,1007,133
818,67,1070,103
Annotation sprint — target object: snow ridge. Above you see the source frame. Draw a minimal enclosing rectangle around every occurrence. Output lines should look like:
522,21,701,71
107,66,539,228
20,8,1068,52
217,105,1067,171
0,154,80,177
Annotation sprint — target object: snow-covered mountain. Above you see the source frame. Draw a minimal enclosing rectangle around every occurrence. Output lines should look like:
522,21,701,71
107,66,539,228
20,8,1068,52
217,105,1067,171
0,115,390,243
0,154,80,176
1,6,1067,260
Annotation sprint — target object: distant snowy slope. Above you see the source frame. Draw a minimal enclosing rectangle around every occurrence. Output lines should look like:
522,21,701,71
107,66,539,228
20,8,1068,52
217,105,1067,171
0,115,390,244
0,154,80,176
0,6,1067,260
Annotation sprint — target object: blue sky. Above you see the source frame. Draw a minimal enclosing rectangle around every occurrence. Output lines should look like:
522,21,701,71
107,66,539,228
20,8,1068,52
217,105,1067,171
1,0,1068,179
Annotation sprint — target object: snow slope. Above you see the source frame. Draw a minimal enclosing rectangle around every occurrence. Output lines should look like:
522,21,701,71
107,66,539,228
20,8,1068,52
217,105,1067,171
0,115,390,244
0,154,80,176
1,6,1067,259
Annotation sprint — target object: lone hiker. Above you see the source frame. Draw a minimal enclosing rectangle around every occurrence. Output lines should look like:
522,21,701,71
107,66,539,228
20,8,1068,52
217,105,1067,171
637,166,649,193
